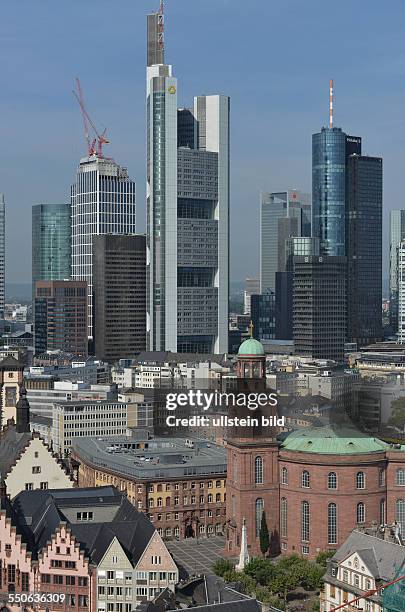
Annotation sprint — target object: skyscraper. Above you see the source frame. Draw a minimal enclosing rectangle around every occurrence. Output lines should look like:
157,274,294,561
260,189,310,292
312,128,361,256
32,204,71,286
293,256,346,361
244,278,260,315
146,6,229,353
390,210,405,333
71,156,136,342
93,234,146,362
346,155,383,345
398,241,405,344
0,195,5,318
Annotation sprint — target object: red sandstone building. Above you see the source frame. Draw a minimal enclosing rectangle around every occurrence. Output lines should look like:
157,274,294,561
226,337,405,559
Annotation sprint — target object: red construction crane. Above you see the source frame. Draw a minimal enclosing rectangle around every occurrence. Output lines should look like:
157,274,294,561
328,572,405,611
73,78,109,158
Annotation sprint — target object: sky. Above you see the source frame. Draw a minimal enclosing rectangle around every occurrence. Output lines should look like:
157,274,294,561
1,0,404,285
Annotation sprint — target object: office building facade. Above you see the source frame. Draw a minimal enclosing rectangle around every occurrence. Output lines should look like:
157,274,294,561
312,128,361,257
260,189,311,292
293,256,346,361
251,290,276,341
243,278,260,316
146,8,229,354
0,196,4,318
32,203,71,300
34,280,88,357
71,156,136,341
389,210,405,333
93,234,146,362
346,155,383,345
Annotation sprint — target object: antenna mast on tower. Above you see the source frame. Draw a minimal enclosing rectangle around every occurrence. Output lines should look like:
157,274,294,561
329,79,334,128
158,0,164,54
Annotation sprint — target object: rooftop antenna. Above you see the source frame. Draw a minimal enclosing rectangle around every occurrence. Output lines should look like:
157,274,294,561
329,79,334,128
158,0,164,53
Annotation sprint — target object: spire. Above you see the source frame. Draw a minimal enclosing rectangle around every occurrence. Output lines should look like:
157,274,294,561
249,321,254,338
329,79,334,128
236,517,249,570
15,385,30,433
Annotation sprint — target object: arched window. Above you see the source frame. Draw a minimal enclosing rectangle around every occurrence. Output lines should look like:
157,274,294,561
357,502,365,524
207,494,213,503
255,498,264,537
281,467,288,485
396,499,405,535
380,499,386,525
216,493,221,502
301,501,310,542
396,469,405,486
280,497,287,538
328,472,337,489
255,456,263,485
356,472,365,489
233,455,238,483
302,470,310,488
157,497,163,507
328,503,337,545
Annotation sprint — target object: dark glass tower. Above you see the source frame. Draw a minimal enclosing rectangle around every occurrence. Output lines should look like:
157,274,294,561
346,155,383,345
312,129,361,256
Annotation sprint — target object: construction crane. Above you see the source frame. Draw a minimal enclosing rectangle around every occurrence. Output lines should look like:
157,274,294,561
73,78,109,158
328,572,405,611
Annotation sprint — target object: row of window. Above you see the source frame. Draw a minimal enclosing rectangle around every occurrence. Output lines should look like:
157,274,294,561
280,467,382,490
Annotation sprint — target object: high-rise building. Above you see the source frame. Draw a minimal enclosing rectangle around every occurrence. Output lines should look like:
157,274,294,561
346,155,383,345
32,203,71,301
251,290,276,341
71,156,136,341
34,280,88,357
146,7,229,353
293,256,346,361
260,189,311,292
93,234,146,362
0,196,5,318
243,278,260,315
390,210,405,333
312,128,361,256
398,241,405,344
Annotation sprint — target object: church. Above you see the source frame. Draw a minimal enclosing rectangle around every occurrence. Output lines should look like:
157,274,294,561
226,337,405,559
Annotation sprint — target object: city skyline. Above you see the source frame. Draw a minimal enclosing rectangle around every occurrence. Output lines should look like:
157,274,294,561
1,0,403,284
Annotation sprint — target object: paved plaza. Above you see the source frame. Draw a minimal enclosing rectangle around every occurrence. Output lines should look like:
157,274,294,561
167,535,234,578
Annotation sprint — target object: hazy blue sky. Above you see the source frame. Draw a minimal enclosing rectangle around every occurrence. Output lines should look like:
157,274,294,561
1,0,404,284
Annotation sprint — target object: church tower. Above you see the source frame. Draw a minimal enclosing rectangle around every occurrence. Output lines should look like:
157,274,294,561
225,335,280,557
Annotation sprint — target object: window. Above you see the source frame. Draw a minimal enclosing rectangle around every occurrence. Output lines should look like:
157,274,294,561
112,556,118,564
356,472,365,489
233,456,238,483
343,569,349,582
328,472,337,489
40,482,48,490
21,572,29,592
66,576,76,585
354,574,360,587
302,470,310,488
380,498,386,525
357,502,365,524
25,483,33,490
254,456,263,485
207,494,213,503
396,499,405,535
301,501,310,542
281,467,288,485
379,469,386,487
255,498,264,537
32,466,41,474
302,545,309,555
79,577,88,587
41,574,51,584
53,575,63,585
396,469,405,486
280,497,287,538
328,503,337,544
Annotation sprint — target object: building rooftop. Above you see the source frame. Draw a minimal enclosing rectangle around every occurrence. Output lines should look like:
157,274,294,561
238,338,265,356
281,425,389,455
71,436,226,480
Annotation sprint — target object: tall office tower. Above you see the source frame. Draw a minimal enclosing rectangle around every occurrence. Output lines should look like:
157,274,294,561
275,237,319,340
390,210,405,333
346,155,383,346
0,195,5,318
244,278,260,315
398,241,405,343
32,203,71,300
147,6,229,353
260,189,311,292
293,256,346,361
71,157,136,342
93,234,146,362
251,290,276,341
34,280,88,357
312,129,361,256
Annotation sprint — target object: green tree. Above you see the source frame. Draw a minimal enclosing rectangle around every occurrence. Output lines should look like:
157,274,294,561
388,397,405,431
269,571,299,605
212,558,234,577
259,511,270,556
315,550,336,568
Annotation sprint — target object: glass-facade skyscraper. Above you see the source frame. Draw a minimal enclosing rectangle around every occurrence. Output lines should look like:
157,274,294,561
71,156,136,340
32,203,71,299
146,7,229,353
0,195,5,317
312,128,361,256
390,210,405,333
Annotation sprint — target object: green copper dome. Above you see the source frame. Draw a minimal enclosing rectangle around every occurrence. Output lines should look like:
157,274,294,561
281,425,389,455
238,338,265,356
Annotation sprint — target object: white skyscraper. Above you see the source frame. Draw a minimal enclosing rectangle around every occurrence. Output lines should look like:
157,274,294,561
71,156,136,341
0,195,5,317
146,7,229,353
398,240,405,344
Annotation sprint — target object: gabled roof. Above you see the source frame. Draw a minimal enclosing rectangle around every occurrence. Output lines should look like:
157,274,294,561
332,530,405,582
0,425,32,476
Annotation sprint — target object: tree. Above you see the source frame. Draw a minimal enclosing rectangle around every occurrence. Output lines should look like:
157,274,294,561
212,558,234,577
315,550,336,568
259,511,270,556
